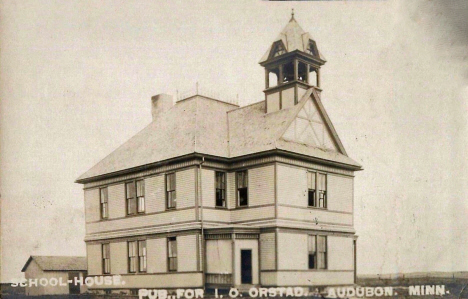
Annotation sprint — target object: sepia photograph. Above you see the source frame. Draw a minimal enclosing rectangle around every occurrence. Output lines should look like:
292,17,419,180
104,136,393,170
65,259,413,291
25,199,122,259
1,0,467,298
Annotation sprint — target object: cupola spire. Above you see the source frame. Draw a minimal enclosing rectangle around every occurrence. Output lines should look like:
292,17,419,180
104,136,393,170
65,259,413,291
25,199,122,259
259,12,326,113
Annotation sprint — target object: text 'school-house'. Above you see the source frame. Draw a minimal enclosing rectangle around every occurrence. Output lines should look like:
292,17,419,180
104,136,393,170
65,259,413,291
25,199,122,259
75,14,362,292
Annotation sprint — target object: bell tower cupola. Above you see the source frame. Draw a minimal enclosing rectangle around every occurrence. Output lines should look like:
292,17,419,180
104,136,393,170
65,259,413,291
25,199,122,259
259,10,326,113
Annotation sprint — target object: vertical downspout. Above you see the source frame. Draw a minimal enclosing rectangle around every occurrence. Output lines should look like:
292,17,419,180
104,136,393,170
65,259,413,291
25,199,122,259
199,157,205,288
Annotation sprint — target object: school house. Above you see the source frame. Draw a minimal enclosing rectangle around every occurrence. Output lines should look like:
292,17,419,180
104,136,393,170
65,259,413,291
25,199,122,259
76,13,362,294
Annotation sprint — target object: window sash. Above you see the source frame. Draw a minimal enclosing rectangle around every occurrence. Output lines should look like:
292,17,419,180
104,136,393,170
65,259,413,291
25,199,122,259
308,235,327,269
168,238,177,271
138,241,147,272
100,188,108,219
237,171,248,189
166,174,176,208
128,241,137,273
102,244,110,274
215,172,226,207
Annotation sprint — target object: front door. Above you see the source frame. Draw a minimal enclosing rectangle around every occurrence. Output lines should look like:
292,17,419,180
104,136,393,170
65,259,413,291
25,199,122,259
240,250,252,284
68,272,80,294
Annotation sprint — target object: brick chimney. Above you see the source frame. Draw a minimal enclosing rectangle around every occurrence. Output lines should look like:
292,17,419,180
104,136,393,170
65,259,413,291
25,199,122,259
151,94,173,121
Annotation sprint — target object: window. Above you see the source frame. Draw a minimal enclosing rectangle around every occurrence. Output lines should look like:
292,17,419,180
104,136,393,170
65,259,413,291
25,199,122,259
308,235,316,269
102,243,110,274
128,240,146,273
100,187,108,219
136,180,145,213
215,172,226,208
166,173,176,209
318,174,327,208
237,171,248,207
307,172,316,207
308,235,327,269
138,240,147,272
128,241,137,273
126,180,145,215
272,41,286,58
306,40,317,56
307,172,327,208
168,237,177,271
318,236,327,269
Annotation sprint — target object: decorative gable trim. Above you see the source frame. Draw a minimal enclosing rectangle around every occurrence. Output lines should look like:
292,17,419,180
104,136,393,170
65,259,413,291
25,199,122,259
277,87,348,155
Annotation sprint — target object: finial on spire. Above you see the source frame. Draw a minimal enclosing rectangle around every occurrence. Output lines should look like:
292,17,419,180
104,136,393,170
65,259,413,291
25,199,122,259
290,8,295,21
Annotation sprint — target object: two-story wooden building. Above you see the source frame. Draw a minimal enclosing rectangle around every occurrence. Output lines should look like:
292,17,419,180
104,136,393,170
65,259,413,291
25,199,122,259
76,14,362,294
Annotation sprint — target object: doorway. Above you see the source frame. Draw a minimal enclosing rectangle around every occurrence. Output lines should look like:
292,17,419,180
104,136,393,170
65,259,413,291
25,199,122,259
68,272,80,294
240,250,252,284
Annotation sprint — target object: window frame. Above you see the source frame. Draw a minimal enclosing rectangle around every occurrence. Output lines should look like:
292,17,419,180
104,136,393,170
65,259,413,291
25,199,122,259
236,170,249,208
166,173,177,210
138,240,147,273
128,240,138,273
100,187,109,220
125,179,145,216
102,243,110,274
308,235,327,270
167,237,177,272
307,171,327,209
215,171,227,208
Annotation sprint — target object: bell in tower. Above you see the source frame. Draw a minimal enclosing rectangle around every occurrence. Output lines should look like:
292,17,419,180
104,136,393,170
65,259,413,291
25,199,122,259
259,10,326,113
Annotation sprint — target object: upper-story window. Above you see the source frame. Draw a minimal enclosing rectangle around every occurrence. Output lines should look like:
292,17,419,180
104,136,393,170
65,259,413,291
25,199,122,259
215,172,226,208
237,171,248,207
102,243,110,274
307,172,327,208
126,180,145,215
166,173,176,209
100,187,108,219
308,235,327,270
168,237,177,271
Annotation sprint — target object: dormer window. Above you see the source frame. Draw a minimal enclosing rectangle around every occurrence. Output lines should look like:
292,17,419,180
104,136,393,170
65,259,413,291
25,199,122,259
271,41,286,58
306,40,317,56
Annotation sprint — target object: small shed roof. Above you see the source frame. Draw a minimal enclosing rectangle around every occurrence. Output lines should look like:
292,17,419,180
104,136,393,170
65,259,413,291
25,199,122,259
21,256,87,272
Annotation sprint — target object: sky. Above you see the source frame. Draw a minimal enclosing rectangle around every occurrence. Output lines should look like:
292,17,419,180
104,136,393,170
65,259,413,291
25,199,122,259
1,0,468,283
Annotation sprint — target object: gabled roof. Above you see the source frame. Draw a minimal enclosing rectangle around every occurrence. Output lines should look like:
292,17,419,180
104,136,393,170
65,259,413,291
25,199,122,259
22,256,87,272
259,17,326,63
76,88,360,183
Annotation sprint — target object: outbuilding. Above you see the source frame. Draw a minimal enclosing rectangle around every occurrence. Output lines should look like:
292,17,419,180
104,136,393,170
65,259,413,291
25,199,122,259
21,256,87,296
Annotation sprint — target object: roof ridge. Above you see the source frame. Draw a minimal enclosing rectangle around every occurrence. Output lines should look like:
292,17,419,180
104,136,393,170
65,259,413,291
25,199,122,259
227,100,264,113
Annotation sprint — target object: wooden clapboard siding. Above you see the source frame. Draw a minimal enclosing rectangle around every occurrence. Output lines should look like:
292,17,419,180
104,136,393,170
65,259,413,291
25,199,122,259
261,270,354,286
327,236,354,271
226,172,236,209
86,208,196,235
145,175,165,213
276,164,307,207
176,168,196,209
260,232,276,270
201,168,215,208
147,238,167,273
110,242,127,274
276,206,352,226
231,206,275,223
87,243,102,275
108,183,125,219
87,273,203,289
327,174,353,213
248,165,275,206
84,189,100,223
177,234,198,272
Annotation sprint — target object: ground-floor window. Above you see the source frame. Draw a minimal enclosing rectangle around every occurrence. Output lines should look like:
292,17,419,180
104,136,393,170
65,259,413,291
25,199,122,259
102,243,110,274
168,237,177,271
308,235,327,269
